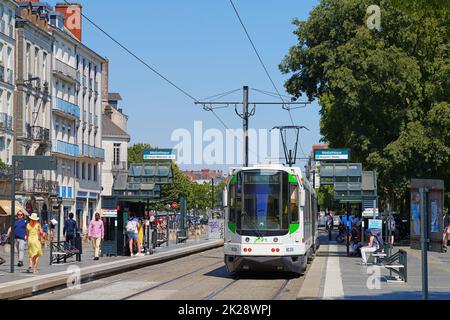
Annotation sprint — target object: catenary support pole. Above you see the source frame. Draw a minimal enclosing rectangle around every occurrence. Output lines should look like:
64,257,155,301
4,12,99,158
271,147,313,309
243,86,249,167
10,159,16,273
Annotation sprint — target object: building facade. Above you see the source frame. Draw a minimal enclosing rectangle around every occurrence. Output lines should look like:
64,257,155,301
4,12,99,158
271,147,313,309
0,0,16,166
14,2,56,222
50,3,105,232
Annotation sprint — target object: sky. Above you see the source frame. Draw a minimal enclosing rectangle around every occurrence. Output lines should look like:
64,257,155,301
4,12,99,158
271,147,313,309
49,0,322,171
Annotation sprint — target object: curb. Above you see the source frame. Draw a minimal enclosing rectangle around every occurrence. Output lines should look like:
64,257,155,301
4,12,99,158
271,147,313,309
0,239,224,300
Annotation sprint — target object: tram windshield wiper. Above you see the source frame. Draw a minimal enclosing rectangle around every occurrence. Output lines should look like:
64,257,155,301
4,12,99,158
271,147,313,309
241,209,264,239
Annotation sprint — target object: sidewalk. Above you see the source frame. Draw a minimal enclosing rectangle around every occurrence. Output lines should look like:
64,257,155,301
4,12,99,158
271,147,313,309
0,236,223,299
298,230,450,300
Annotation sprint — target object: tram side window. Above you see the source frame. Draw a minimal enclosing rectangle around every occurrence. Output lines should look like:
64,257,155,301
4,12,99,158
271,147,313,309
282,172,289,229
290,184,299,224
229,184,236,223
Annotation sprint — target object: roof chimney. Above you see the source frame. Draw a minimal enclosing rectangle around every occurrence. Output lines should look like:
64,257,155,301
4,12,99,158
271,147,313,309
55,2,82,41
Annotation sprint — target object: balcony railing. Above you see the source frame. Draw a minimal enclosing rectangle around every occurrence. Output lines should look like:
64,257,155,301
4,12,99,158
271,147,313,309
52,140,79,157
112,161,127,171
0,112,13,131
53,97,80,119
82,144,105,160
20,178,59,195
31,126,50,142
0,166,23,181
53,58,77,82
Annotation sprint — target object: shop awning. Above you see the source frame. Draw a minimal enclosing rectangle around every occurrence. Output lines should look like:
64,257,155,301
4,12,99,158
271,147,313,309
0,200,28,216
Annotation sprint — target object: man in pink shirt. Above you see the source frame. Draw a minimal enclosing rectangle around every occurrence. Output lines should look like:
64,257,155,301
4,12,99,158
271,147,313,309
88,212,104,260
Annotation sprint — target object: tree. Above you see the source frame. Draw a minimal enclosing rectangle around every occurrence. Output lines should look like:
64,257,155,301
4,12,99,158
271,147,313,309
280,0,449,208
128,143,152,164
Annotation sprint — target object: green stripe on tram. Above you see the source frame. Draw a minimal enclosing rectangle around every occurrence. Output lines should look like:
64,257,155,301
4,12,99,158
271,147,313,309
288,174,298,184
228,223,237,234
289,223,300,234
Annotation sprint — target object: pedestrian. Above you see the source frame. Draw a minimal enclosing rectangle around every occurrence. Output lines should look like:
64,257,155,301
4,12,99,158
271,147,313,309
360,229,383,265
126,217,142,257
26,213,44,274
63,213,78,248
6,210,28,267
442,210,450,253
326,213,333,241
387,213,396,247
42,220,49,243
88,212,104,261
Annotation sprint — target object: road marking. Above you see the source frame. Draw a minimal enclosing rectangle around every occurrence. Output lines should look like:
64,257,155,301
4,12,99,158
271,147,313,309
323,244,344,299
62,281,159,300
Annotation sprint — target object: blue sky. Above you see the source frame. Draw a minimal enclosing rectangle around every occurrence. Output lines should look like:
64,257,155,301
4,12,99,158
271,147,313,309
49,0,322,170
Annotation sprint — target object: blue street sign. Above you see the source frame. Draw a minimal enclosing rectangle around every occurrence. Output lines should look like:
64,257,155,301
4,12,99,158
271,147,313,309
143,149,176,161
314,149,350,161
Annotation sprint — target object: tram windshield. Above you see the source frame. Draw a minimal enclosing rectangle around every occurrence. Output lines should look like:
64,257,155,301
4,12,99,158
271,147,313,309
230,170,290,236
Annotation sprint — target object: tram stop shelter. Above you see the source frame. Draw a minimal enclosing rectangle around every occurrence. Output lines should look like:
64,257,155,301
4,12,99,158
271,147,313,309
102,161,173,256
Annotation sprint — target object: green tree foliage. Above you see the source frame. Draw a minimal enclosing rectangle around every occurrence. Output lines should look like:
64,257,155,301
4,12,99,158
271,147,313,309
280,0,449,207
128,143,152,164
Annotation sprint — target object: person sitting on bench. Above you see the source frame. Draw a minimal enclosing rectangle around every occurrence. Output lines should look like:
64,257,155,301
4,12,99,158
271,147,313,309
361,229,383,265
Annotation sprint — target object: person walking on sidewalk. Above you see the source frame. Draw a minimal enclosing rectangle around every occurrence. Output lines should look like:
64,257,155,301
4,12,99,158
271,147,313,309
26,213,44,274
88,212,104,261
443,210,450,253
6,210,28,267
63,213,78,248
126,217,143,257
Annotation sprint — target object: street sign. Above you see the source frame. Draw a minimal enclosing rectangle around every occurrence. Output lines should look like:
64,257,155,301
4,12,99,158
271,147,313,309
13,156,57,171
102,209,118,218
368,219,383,230
363,208,379,217
314,149,350,162
143,149,176,161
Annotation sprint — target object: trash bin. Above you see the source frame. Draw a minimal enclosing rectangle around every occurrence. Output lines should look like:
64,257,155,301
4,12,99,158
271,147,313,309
75,233,82,254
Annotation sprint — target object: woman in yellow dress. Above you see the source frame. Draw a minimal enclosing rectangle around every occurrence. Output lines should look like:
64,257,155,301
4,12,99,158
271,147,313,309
26,213,44,274
137,220,144,252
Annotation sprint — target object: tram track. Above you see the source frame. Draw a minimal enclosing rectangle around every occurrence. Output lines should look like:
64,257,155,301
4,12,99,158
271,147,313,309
120,259,224,300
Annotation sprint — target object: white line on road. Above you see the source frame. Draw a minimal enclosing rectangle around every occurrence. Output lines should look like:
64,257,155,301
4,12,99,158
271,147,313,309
323,244,344,299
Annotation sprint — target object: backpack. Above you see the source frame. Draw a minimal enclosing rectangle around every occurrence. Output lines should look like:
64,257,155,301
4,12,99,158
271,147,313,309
126,220,135,232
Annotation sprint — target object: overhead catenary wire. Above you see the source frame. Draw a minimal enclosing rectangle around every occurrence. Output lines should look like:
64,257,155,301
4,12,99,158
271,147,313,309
62,0,260,157
229,0,309,159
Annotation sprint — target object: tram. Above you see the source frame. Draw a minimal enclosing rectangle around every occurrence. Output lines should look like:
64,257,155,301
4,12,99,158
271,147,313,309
224,164,319,275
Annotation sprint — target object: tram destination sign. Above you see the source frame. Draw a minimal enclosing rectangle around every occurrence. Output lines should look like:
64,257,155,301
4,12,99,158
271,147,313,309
314,149,350,162
143,149,177,161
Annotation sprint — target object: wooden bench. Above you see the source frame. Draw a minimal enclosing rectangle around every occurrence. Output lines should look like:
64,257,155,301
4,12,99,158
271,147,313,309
176,231,188,244
50,242,81,264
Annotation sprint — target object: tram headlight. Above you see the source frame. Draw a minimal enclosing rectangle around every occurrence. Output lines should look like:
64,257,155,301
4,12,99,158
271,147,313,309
273,237,279,243
245,237,250,243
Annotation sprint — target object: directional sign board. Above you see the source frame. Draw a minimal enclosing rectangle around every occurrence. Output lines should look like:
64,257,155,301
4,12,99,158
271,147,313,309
314,149,350,162
143,149,176,161
13,156,57,171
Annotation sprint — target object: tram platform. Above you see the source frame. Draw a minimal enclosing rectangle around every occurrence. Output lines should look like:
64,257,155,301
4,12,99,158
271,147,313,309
0,237,223,300
297,230,450,300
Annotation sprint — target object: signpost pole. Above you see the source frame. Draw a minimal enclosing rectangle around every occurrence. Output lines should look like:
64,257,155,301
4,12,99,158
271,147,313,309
346,202,350,257
10,158,16,273
419,187,428,300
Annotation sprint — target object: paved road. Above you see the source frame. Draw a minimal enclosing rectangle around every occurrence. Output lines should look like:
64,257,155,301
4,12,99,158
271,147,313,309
25,248,307,300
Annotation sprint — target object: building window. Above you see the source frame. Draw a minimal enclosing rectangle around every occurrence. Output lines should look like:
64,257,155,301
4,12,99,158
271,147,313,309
93,164,97,182
42,52,47,82
82,163,85,180
75,161,79,179
34,47,39,77
87,164,92,181
113,143,121,165
26,43,31,77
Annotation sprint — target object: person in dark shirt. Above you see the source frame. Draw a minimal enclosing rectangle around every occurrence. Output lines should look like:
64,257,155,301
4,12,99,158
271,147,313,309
63,213,78,247
6,210,28,267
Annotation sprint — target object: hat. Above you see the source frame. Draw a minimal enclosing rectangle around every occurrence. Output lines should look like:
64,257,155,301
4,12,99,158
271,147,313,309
29,213,40,221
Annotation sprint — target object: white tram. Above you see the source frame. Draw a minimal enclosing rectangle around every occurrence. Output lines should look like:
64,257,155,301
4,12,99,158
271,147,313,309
224,164,319,275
